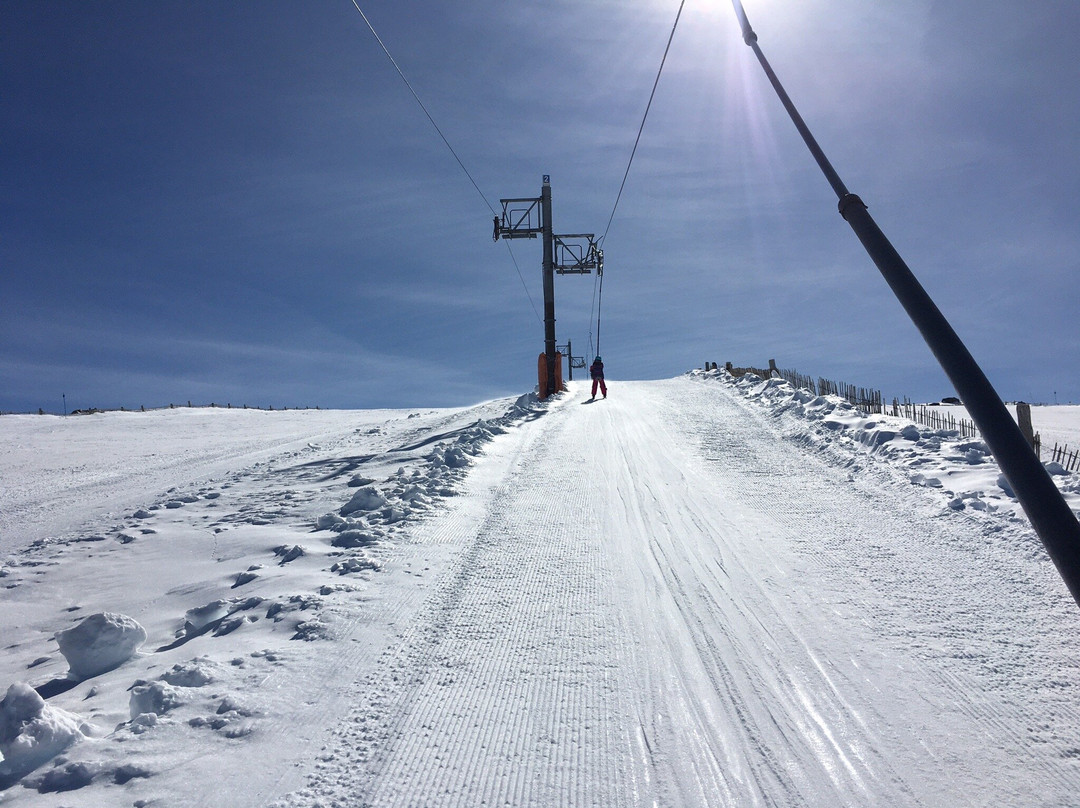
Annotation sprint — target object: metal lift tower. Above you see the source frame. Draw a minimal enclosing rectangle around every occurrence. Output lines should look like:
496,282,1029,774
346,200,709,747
494,176,603,398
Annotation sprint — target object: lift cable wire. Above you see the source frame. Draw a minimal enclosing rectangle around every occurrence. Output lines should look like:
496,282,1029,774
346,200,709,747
587,273,599,361
503,244,543,324
350,1,542,324
589,0,686,359
599,0,686,246
351,0,495,215
595,264,605,358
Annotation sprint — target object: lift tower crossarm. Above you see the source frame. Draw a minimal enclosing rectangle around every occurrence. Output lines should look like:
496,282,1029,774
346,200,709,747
553,235,603,275
495,197,542,240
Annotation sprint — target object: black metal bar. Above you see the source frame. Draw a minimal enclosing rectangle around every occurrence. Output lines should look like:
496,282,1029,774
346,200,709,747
541,177,557,396
732,10,848,201
596,260,604,358
730,0,1080,607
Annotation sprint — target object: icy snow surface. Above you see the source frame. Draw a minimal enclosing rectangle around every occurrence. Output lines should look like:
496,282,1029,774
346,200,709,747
1,376,1079,805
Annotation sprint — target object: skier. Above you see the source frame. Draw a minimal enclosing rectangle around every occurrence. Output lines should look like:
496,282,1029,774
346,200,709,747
589,355,607,400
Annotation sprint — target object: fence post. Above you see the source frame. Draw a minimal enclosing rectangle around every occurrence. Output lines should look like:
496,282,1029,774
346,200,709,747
1016,402,1035,450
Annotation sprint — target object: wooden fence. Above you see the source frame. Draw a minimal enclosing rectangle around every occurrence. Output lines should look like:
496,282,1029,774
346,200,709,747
716,361,1073,469
819,379,884,414
776,367,883,415
890,399,979,438
718,359,885,416
1047,442,1080,473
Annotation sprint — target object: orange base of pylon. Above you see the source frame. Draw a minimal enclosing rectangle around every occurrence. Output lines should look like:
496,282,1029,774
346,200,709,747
537,352,564,400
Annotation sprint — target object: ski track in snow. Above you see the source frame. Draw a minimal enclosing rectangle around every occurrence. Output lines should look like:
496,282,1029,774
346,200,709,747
3,378,1080,806
275,378,1080,807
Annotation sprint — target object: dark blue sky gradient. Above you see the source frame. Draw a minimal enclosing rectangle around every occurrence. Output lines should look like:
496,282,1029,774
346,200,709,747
4,1,1079,412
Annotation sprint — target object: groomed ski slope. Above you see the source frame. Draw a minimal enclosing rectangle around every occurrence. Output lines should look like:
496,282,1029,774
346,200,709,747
278,377,1080,807
3,376,1080,806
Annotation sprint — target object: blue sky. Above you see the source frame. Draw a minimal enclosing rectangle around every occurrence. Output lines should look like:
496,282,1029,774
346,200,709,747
4,0,1078,412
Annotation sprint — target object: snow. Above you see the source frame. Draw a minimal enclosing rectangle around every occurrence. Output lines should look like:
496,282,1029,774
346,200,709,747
55,613,147,681
934,402,1080,458
1,377,1079,804
0,684,90,789
1028,404,1080,451
725,370,1080,521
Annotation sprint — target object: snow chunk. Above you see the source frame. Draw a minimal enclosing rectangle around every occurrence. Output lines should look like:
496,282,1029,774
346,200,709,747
274,544,305,564
997,474,1016,497
428,445,471,468
129,681,184,719
184,600,230,632
331,530,377,548
316,512,347,531
340,486,387,515
129,712,157,734
55,612,146,680
0,683,89,786
161,658,218,688
910,473,943,489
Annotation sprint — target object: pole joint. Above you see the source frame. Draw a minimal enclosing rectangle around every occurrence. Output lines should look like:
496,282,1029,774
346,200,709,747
838,193,867,221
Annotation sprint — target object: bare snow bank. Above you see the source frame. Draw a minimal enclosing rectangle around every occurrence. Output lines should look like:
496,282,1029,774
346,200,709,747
0,683,91,788
314,392,542,556
694,368,1080,523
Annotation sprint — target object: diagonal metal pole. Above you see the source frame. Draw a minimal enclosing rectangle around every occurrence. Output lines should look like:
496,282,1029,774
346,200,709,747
730,0,1080,608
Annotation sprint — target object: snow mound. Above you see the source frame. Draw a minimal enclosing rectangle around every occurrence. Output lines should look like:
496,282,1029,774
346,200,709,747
129,681,185,720
331,530,377,548
184,600,231,632
316,392,546,545
161,658,219,687
21,759,151,792
331,555,381,574
55,612,146,680
698,368,1080,524
0,682,90,786
339,486,387,515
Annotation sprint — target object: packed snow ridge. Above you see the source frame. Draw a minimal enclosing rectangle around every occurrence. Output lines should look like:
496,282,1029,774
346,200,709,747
705,367,1080,522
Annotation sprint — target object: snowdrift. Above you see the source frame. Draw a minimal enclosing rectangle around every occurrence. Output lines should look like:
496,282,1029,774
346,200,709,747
697,367,1080,525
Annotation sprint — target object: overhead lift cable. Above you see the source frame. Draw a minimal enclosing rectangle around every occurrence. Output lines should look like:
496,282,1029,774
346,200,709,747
589,0,687,358
600,0,686,245
728,0,1080,608
349,2,542,324
351,0,494,216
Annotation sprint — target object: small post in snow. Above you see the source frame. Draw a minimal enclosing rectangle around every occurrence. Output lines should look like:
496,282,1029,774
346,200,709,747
1016,403,1035,448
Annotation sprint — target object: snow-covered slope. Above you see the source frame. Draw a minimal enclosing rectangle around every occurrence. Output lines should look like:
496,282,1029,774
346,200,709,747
720,369,1080,523
2,377,1079,806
